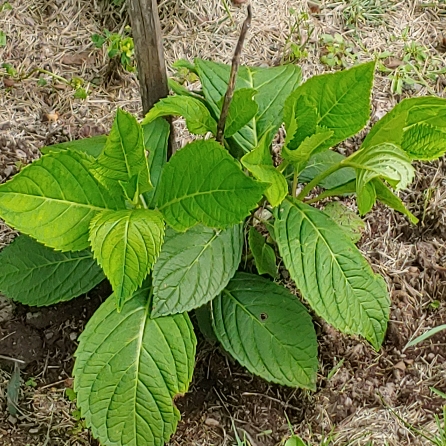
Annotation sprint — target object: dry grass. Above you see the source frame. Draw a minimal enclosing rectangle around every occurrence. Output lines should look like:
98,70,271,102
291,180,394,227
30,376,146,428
1,0,446,445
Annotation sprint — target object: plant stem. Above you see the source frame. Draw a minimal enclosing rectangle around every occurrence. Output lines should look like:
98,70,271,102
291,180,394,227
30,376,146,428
296,161,343,201
277,159,289,173
292,170,298,198
216,4,252,143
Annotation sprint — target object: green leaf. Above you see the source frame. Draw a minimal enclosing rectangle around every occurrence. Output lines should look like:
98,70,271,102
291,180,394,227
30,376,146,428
275,199,389,349
142,96,217,135
196,59,302,152
41,135,107,158
345,143,414,215
299,151,356,189
74,283,196,446
0,235,104,306
362,97,446,160
373,178,418,224
285,436,307,446
0,150,122,251
241,134,288,207
248,227,277,277
89,209,164,310
152,224,242,317
284,62,375,150
224,88,258,138
94,109,151,195
142,118,170,208
405,324,446,349
212,273,318,389
323,202,365,243
282,130,334,173
157,140,266,231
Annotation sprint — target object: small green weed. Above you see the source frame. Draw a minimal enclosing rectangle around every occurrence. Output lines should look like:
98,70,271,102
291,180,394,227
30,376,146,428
92,27,135,73
341,0,391,27
320,33,358,68
282,9,314,63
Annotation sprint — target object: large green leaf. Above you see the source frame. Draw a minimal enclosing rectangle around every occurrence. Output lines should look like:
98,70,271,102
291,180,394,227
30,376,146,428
89,209,165,310
241,134,288,207
275,199,389,349
94,109,151,196
362,97,446,160
0,150,122,252
196,59,302,152
284,62,375,151
0,235,104,306
248,227,277,277
299,151,356,189
142,96,217,135
157,140,266,231
212,273,318,389
152,224,242,317
41,135,106,158
224,88,258,138
142,118,170,208
74,283,196,446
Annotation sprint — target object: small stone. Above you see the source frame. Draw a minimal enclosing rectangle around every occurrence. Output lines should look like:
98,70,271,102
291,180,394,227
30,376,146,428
69,332,78,341
394,361,406,371
29,427,40,434
45,331,54,340
204,417,220,427
8,415,17,425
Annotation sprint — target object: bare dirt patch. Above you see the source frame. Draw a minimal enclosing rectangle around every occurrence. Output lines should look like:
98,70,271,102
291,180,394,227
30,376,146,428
1,1,446,445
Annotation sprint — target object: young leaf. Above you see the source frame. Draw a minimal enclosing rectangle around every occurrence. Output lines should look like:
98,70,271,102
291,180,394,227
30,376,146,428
89,209,165,310
299,151,356,189
282,130,334,173
142,118,170,208
223,88,258,137
212,273,318,389
241,134,288,207
347,143,414,191
152,224,243,317
40,135,107,158
323,202,365,243
142,96,217,135
0,150,122,252
373,178,418,224
284,62,375,151
275,199,390,349
196,59,302,152
248,227,277,277
157,140,266,231
0,235,104,306
94,109,151,194
362,97,446,160
74,283,196,446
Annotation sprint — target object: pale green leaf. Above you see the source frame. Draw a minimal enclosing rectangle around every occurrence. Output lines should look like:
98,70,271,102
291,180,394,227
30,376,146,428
248,227,277,277
152,224,242,317
285,436,307,446
241,134,288,207
224,88,258,137
0,235,104,306
94,109,151,195
362,97,446,160
0,150,122,252
41,135,106,158
142,118,170,208
405,324,446,349
196,59,302,152
142,96,217,135
74,283,196,446
284,62,375,150
282,130,334,173
299,151,356,189
212,272,318,389
275,199,389,349
323,202,365,243
373,179,418,224
345,143,415,215
89,209,165,310
157,140,266,231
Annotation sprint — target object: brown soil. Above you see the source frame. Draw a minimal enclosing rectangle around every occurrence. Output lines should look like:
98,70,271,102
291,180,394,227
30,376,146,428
1,1,446,445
